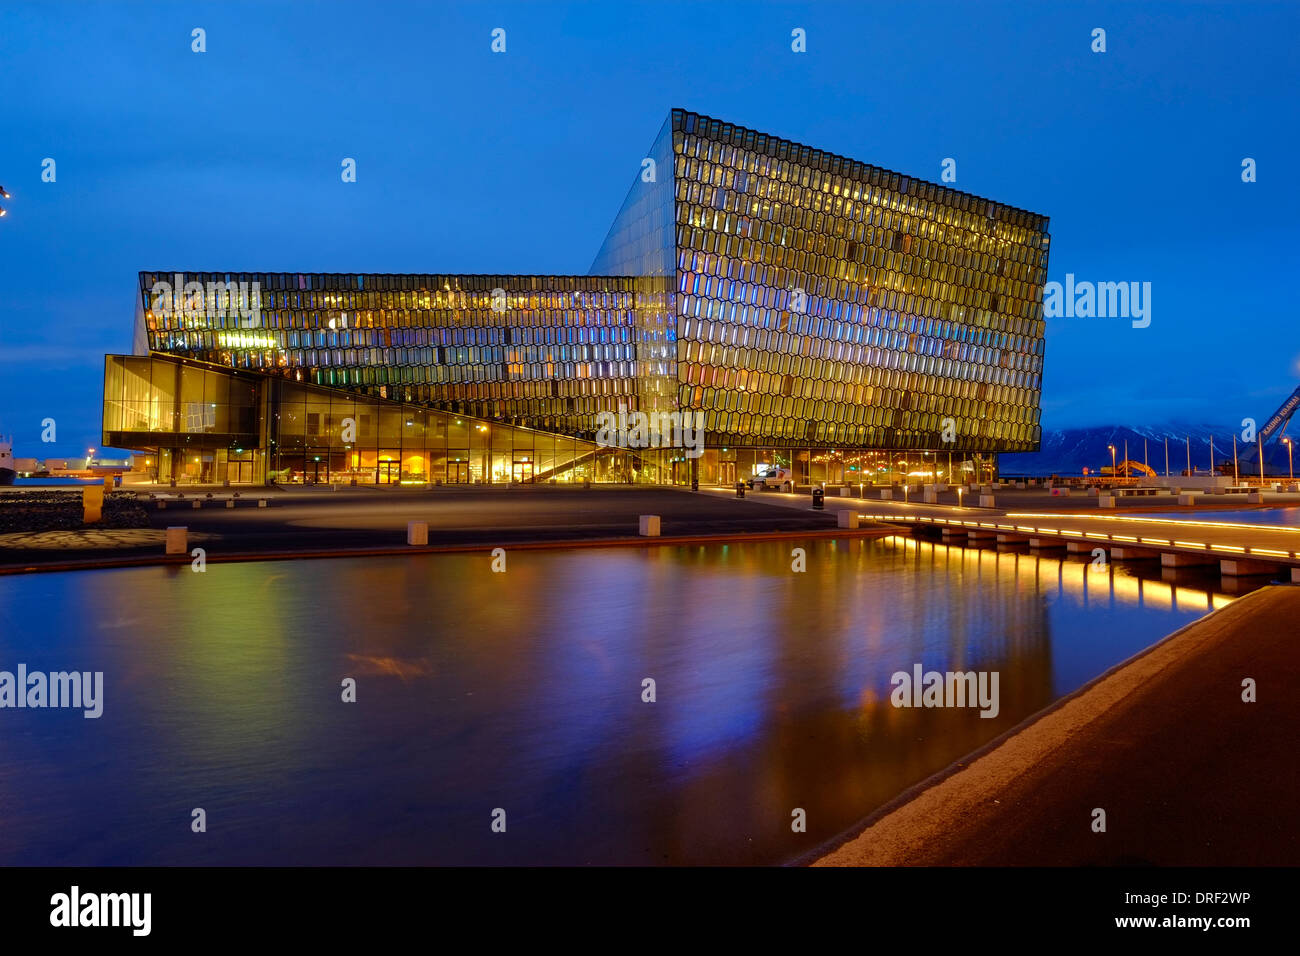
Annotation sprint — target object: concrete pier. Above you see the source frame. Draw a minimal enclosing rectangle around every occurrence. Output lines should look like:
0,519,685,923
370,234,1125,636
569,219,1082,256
1110,545,1160,560
1161,550,1217,568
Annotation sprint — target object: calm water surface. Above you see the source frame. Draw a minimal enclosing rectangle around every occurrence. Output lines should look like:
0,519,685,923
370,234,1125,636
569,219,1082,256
0,536,1237,865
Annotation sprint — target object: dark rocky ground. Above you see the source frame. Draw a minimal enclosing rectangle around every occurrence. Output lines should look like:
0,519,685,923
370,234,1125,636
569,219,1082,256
0,490,151,533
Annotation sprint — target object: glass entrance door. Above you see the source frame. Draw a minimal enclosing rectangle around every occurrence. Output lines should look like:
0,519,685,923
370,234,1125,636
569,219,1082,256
448,461,470,484
377,460,399,484
512,461,533,484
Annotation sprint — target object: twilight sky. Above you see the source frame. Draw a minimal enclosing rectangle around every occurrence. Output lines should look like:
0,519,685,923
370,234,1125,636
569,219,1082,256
0,0,1296,456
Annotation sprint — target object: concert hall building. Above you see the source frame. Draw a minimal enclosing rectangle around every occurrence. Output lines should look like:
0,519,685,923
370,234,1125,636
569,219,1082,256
102,109,1051,487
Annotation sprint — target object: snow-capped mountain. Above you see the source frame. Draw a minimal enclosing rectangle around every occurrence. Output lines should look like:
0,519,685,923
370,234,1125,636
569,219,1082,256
998,424,1297,478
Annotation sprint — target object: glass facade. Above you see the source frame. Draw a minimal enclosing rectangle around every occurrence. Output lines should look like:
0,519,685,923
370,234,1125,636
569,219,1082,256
136,273,645,439
108,109,1050,485
591,109,1050,457
104,354,677,485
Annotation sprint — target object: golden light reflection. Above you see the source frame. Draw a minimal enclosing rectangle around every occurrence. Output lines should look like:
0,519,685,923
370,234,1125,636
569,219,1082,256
878,533,1241,610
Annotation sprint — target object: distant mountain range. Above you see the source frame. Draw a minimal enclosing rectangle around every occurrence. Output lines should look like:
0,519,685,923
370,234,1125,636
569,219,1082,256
999,424,1297,478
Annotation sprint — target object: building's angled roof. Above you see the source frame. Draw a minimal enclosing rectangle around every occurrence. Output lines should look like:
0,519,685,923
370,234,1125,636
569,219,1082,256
672,107,1049,231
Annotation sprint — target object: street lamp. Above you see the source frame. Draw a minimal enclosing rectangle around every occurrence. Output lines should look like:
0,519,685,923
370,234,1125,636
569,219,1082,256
1108,444,1116,483
0,184,10,218
1285,437,1294,481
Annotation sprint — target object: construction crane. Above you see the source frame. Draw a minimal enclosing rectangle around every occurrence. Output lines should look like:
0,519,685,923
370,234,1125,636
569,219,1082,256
1100,459,1156,478
1243,384,1300,466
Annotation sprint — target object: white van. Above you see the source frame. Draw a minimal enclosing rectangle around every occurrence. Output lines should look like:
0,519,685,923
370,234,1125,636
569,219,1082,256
749,463,793,492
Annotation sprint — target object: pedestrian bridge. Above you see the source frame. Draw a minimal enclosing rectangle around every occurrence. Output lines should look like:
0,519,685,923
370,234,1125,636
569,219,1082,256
864,510,1300,580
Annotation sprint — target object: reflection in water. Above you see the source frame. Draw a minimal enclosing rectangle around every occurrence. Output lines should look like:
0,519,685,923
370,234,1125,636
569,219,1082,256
0,537,1234,865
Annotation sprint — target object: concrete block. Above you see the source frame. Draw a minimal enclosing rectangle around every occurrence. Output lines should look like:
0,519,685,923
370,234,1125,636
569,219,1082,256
638,514,661,537
1067,540,1099,554
879,488,893,500
165,526,188,555
1178,493,1197,506
1246,492,1265,504
192,499,202,509
836,510,859,529
1292,567,1300,583
1029,537,1066,549
258,499,268,508
922,489,938,504
1220,558,1282,577
1049,487,1071,497
978,495,996,507
82,484,105,524
226,499,235,508
1111,546,1160,560
407,521,428,546
1161,550,1217,568
1098,494,1117,508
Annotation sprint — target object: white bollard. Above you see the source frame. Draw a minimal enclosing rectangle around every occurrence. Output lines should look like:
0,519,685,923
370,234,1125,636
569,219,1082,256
165,526,188,555
407,521,428,546
226,499,235,508
258,499,267,508
879,488,893,500
978,495,996,508
837,510,860,529
192,499,201,509
639,515,661,537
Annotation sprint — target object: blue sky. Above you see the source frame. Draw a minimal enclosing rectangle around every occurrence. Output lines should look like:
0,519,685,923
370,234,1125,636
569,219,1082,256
1,0,1296,455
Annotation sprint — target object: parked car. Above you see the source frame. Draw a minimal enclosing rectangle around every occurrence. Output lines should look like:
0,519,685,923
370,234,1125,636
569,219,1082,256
749,464,793,492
